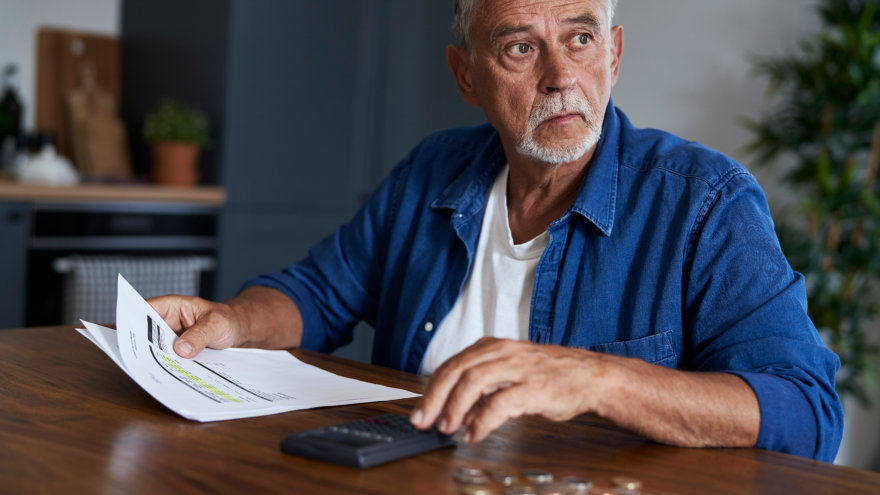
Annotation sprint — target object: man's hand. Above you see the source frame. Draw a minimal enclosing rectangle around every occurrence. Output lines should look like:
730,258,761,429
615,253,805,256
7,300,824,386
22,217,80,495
147,286,304,359
148,295,246,358
410,337,761,448
410,338,604,442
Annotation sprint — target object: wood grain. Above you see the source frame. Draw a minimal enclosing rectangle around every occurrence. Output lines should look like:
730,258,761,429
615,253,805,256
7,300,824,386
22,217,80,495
0,326,877,494
0,179,225,205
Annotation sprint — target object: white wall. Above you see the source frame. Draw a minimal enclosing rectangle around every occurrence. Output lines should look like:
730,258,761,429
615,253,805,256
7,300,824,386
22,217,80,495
612,0,879,472
612,1,818,165
0,0,120,130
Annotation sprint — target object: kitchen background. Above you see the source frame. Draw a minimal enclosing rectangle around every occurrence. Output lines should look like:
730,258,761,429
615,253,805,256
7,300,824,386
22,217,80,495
0,0,876,471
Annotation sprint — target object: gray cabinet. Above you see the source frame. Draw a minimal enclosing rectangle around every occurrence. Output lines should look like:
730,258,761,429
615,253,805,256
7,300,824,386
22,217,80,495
122,0,483,361
215,0,483,298
0,203,30,329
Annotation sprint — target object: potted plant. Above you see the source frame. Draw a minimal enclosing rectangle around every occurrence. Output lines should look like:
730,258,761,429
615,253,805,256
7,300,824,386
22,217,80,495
143,100,209,186
744,0,880,405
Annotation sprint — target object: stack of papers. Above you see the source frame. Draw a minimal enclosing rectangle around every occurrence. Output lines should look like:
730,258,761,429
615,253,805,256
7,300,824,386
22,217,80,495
77,275,418,421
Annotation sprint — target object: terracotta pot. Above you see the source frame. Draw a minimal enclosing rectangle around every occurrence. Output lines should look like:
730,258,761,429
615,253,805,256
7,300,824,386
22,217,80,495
151,141,200,186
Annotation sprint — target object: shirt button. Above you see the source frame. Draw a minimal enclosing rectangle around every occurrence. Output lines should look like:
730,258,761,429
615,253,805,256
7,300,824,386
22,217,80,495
424,322,434,332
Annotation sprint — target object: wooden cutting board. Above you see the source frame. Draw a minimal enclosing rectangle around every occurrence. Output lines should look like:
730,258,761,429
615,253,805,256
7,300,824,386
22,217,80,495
35,27,125,174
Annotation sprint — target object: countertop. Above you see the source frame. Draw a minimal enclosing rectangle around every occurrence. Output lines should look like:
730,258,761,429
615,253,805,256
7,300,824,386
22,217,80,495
0,177,226,205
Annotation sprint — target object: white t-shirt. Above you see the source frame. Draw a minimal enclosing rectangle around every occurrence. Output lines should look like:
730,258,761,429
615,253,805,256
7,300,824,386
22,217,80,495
420,165,550,375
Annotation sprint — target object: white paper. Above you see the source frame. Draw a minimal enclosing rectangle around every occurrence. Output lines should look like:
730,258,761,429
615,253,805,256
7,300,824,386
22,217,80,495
77,274,418,422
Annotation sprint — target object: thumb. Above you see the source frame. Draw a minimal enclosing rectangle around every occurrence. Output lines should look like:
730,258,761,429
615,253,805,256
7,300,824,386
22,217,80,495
173,323,214,358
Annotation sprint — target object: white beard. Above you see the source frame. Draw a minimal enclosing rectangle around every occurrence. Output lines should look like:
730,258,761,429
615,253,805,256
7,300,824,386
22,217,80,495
515,92,601,166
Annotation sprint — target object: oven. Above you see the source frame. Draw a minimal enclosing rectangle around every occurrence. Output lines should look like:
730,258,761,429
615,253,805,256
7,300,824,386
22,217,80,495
25,201,219,326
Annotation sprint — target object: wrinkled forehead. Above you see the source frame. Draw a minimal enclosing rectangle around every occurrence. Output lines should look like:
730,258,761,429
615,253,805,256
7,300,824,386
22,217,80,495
474,0,611,32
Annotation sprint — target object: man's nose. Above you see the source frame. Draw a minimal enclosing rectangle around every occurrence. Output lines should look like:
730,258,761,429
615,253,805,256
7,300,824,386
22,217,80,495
539,47,576,94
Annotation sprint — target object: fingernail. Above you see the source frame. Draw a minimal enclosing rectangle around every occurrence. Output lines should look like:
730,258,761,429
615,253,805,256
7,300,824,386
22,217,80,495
438,418,449,432
411,409,423,425
176,341,193,356
463,430,472,443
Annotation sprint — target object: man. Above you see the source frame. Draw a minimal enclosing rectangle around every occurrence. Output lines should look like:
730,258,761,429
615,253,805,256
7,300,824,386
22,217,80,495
151,0,843,462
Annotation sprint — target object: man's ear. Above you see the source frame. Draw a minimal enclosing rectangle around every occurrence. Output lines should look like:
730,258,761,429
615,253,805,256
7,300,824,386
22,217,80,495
447,45,480,108
609,25,624,85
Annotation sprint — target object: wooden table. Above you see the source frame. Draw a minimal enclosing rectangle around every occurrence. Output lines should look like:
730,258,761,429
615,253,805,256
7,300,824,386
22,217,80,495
1,326,878,494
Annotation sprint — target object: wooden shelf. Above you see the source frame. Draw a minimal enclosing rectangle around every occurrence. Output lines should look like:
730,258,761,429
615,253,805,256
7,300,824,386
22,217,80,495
0,178,226,205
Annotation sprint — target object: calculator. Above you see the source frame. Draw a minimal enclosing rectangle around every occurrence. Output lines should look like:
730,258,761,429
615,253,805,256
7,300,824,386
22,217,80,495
280,413,456,468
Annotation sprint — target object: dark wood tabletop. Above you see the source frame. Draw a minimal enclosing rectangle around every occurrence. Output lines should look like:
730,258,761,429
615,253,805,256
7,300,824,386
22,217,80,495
0,326,878,494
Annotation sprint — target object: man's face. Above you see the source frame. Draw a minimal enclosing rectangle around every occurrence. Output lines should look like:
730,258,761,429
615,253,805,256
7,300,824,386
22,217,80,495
449,0,623,166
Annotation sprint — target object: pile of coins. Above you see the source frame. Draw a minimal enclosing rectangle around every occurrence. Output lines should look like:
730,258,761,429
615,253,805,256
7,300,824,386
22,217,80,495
452,466,649,495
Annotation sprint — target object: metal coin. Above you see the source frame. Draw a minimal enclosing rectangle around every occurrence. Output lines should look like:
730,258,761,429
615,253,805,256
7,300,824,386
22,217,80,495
537,481,574,495
456,466,486,477
454,466,488,484
610,477,643,491
459,485,492,495
505,482,538,495
460,484,494,495
455,473,490,485
488,468,517,486
522,469,554,484
562,476,593,493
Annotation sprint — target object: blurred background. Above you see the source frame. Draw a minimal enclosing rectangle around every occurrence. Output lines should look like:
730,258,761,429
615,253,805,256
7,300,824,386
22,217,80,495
0,0,876,471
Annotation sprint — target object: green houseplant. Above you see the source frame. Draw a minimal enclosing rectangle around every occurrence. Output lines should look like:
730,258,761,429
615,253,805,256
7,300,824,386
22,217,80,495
143,100,209,186
744,0,880,404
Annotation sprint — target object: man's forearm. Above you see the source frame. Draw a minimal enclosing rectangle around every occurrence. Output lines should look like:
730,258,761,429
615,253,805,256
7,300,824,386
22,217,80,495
592,354,760,448
412,339,760,450
227,285,305,350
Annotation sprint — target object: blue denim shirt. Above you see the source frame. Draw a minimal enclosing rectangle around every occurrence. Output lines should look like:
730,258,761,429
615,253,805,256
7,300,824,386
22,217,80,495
244,101,843,462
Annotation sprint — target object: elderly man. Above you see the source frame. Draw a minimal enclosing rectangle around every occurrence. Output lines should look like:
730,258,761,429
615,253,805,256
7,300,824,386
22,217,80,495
151,0,843,461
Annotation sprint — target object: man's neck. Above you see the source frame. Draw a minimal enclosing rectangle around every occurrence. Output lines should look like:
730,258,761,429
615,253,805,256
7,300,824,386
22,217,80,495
506,153,593,244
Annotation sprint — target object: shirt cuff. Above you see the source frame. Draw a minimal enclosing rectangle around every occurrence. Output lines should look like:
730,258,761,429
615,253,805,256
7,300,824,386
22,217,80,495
729,370,821,460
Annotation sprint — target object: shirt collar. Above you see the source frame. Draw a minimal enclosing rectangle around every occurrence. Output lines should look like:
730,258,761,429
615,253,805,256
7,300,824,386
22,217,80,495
569,99,619,236
432,99,620,237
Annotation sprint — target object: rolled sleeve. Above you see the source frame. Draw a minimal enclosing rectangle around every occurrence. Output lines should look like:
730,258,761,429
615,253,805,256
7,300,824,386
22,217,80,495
686,171,843,461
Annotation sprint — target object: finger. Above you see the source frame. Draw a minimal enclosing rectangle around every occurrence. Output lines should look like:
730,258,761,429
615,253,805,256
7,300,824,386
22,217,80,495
463,386,524,443
173,323,207,358
148,295,205,333
173,321,217,358
438,357,521,433
411,338,512,428
172,307,238,358
146,295,184,330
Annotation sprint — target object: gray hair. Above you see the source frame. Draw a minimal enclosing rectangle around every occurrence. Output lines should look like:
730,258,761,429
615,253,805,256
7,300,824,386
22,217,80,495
452,0,618,51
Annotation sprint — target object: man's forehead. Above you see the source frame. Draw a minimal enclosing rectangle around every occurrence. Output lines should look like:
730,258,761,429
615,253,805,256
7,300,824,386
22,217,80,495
475,0,608,30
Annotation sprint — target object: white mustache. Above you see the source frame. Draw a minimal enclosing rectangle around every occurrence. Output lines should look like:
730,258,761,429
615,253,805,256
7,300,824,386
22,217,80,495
528,93,592,130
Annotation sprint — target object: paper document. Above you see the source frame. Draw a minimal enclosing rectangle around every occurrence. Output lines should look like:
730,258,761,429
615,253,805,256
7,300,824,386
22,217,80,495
77,274,418,422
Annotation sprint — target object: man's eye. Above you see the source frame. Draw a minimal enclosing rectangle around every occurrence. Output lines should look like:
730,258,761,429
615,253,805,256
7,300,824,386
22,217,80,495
509,43,531,55
574,33,592,45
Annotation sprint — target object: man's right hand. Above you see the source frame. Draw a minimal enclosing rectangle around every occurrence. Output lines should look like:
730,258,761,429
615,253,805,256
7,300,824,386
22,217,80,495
148,295,247,358
147,285,305,359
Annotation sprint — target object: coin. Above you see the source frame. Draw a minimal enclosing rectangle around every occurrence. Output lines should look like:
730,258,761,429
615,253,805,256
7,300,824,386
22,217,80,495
562,476,593,493
610,477,643,491
456,466,485,477
522,469,554,484
537,481,574,495
455,466,489,484
505,482,538,495
456,473,490,485
460,484,494,495
488,468,518,486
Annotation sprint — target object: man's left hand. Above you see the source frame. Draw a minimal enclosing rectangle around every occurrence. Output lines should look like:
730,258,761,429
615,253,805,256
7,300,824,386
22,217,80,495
410,337,605,442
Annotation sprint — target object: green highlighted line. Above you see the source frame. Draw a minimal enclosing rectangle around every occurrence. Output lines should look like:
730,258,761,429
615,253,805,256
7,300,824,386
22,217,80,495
162,354,241,403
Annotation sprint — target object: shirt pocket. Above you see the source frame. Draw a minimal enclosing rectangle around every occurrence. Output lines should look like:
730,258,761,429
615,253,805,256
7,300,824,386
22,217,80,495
585,330,677,366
